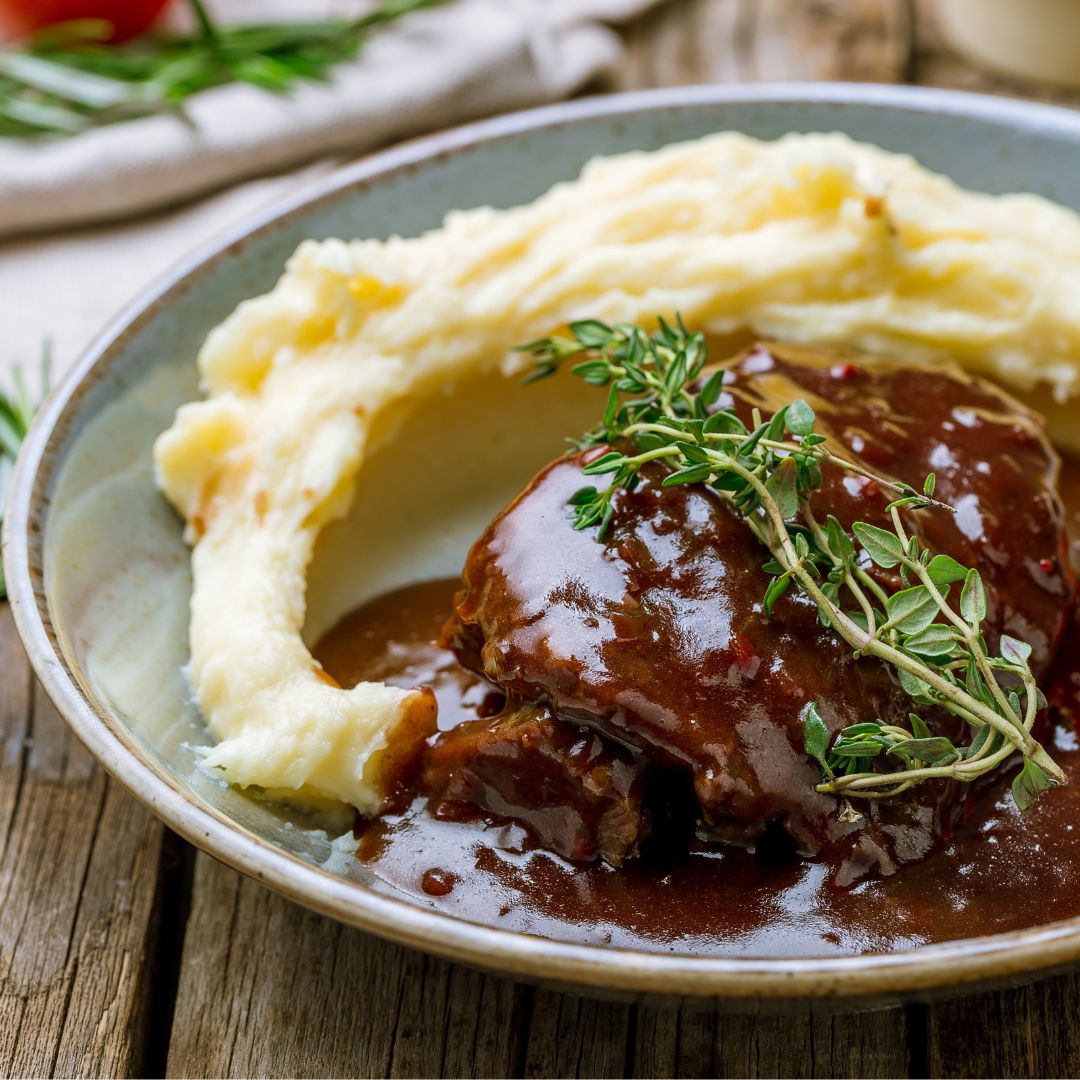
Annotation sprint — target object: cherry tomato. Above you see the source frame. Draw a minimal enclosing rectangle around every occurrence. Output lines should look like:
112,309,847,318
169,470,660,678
0,0,174,43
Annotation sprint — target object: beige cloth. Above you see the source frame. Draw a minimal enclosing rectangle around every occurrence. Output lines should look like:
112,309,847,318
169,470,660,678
0,0,659,378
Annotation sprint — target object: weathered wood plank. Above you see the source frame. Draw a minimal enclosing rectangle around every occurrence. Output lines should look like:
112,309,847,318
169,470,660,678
522,991,632,1078
617,0,909,90
628,1002,910,1078
628,1005,678,1078
0,607,167,1079
0,605,33,872
922,976,1080,1078
166,853,531,1079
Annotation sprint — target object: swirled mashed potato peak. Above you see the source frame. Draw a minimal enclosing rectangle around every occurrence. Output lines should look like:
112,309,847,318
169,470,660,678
155,131,1080,813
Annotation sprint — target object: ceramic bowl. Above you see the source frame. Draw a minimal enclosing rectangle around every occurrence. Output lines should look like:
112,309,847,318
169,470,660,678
9,84,1080,1004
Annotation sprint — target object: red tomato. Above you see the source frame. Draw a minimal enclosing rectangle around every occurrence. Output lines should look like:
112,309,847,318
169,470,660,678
0,0,174,42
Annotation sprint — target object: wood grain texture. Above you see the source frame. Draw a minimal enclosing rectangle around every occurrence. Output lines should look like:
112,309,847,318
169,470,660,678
0,608,167,1079
627,1002,912,1078
616,0,910,89
166,854,531,1079
923,977,1080,1079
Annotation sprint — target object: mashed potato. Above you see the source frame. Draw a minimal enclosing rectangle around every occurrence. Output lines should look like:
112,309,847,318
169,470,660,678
154,131,1080,814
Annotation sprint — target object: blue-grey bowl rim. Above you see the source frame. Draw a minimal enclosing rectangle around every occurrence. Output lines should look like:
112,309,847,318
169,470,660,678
8,82,1080,1001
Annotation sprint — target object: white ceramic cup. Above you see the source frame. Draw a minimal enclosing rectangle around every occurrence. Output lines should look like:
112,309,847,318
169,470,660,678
937,0,1080,88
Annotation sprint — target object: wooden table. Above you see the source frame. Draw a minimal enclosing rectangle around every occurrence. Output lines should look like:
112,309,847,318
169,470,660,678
6,2,1080,1076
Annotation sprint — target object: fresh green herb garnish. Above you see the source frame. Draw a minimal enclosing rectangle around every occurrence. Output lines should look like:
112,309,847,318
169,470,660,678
519,318,1064,812
0,346,50,600
0,0,442,137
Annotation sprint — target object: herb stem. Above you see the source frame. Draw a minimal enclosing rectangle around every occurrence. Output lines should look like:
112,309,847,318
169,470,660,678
781,499,1046,768
187,0,222,49
889,502,1041,745
623,419,957,513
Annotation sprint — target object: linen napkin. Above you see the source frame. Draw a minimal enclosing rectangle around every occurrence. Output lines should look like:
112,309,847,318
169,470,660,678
0,0,658,240
0,0,662,374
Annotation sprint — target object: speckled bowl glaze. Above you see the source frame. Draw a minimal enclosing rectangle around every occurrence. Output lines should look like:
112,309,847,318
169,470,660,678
9,84,1080,1005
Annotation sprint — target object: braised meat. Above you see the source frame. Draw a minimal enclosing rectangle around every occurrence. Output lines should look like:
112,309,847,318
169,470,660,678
440,344,1074,882
423,702,648,865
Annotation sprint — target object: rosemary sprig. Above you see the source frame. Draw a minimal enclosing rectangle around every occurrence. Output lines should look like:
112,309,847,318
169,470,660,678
0,0,442,137
0,346,50,600
519,319,1065,812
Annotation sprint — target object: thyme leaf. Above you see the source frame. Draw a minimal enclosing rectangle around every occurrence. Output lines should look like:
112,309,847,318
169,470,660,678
519,318,1064,812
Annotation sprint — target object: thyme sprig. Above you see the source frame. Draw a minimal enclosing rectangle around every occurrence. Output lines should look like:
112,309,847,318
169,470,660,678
0,0,442,137
519,319,1064,812
0,347,50,601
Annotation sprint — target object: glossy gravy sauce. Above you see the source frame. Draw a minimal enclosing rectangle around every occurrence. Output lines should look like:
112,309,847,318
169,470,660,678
313,462,1080,959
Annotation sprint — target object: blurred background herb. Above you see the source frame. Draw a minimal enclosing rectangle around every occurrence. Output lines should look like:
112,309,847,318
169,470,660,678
0,0,442,137
0,346,49,598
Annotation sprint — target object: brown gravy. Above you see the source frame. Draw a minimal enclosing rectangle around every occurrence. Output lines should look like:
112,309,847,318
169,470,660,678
315,502,1080,957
